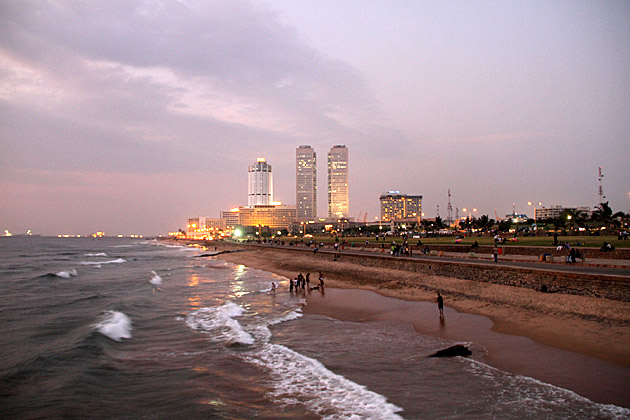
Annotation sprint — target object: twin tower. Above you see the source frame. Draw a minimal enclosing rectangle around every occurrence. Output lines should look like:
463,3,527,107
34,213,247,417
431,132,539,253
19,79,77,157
248,145,349,222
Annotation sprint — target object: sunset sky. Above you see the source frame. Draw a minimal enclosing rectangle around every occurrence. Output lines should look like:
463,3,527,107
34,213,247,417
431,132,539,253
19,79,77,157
1,1,629,235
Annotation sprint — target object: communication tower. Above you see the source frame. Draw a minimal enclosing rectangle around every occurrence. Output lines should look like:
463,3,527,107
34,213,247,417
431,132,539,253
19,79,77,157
447,189,453,224
598,166,606,204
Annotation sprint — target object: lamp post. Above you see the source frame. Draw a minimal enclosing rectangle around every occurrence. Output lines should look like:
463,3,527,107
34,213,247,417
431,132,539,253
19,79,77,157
528,201,542,223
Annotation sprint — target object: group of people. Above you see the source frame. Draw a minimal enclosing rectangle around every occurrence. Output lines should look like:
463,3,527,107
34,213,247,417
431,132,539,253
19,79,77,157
566,248,584,263
390,240,412,257
288,271,325,292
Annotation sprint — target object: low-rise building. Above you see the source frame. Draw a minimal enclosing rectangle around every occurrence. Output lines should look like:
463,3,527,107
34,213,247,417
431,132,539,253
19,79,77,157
534,206,591,220
186,217,226,239
380,191,422,222
226,205,297,230
220,209,240,230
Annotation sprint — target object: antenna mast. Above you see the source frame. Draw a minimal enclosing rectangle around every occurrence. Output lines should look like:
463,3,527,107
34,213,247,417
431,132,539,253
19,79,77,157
598,166,606,204
447,189,453,225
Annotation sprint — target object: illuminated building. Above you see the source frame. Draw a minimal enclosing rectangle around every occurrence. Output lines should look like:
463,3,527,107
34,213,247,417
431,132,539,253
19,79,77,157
379,191,422,222
220,209,240,230
248,158,273,206
327,145,349,218
534,205,591,221
186,217,226,239
235,205,296,230
296,145,317,221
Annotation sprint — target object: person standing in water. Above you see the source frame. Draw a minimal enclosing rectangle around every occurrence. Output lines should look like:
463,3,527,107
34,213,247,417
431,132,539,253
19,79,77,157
436,292,444,315
318,271,324,288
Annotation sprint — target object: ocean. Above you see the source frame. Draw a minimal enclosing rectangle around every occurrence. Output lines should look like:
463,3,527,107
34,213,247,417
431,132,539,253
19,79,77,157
1,236,628,419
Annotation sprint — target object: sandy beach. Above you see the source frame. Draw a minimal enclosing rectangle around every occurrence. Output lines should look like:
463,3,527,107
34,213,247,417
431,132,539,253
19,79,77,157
209,242,630,407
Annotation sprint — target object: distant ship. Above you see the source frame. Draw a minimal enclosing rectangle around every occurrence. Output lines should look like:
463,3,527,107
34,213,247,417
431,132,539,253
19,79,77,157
4,230,41,237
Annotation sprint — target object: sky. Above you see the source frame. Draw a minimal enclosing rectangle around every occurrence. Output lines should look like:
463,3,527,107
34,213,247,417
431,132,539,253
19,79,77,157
1,0,629,236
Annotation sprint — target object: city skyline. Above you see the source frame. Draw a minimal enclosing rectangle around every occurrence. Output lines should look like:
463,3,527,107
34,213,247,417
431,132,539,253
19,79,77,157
1,1,628,235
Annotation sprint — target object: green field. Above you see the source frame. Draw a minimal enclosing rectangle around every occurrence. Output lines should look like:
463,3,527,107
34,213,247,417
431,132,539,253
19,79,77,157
299,234,630,249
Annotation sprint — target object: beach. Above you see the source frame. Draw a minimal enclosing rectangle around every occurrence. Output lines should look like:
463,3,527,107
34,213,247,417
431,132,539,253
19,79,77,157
213,241,630,407
3,236,629,418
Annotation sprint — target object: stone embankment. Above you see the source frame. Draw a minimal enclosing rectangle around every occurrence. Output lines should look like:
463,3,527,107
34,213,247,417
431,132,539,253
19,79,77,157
213,242,630,303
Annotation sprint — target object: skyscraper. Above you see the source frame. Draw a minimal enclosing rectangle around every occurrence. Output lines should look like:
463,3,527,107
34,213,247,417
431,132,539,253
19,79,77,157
296,145,317,221
327,145,349,218
248,158,273,205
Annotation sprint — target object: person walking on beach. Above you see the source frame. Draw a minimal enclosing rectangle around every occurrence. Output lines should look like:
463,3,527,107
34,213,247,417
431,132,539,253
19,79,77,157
318,271,324,288
306,272,310,289
436,292,444,315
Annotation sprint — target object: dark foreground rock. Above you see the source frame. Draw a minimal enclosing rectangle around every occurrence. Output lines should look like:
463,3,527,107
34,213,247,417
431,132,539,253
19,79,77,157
429,344,472,358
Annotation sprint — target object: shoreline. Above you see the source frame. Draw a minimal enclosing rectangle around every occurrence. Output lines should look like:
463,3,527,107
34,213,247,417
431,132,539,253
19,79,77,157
207,242,630,407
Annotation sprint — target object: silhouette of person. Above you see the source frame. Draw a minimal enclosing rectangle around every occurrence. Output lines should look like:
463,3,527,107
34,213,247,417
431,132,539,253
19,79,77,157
437,292,444,315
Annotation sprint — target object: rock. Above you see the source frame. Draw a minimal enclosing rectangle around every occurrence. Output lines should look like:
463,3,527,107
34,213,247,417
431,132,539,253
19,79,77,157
429,344,472,358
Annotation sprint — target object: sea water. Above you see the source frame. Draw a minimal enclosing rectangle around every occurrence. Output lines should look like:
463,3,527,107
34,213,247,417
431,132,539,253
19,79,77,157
0,237,627,419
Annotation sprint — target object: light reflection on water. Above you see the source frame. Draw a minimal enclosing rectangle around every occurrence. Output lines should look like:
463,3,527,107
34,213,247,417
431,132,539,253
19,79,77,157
188,273,200,287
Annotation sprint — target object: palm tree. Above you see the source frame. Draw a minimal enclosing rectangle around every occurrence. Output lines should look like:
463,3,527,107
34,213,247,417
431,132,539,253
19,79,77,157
562,208,587,232
591,202,625,232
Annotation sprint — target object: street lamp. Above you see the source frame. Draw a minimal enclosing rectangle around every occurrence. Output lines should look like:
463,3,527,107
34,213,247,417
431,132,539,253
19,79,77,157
528,201,542,223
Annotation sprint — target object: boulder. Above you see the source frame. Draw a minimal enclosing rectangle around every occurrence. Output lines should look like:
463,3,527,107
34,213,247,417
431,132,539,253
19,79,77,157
429,344,472,358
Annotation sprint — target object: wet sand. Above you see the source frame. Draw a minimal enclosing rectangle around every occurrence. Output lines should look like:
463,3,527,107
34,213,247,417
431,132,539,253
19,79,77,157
211,243,630,407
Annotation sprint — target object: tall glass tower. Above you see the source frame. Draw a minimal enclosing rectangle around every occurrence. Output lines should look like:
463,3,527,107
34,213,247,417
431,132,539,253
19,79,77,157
296,145,317,221
327,145,349,218
248,158,273,206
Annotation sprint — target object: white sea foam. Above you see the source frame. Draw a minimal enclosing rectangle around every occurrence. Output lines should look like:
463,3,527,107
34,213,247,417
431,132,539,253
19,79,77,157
55,269,78,278
463,359,630,419
244,343,404,420
186,302,255,345
85,252,107,257
94,311,132,341
80,258,126,265
269,309,303,326
149,271,163,285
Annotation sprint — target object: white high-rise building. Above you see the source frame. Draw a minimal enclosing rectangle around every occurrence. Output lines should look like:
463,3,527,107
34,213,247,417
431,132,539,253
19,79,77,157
248,158,273,206
327,145,349,218
296,145,317,221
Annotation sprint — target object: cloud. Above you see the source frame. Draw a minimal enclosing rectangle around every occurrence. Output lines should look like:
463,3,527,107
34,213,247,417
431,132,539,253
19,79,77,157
0,0,378,139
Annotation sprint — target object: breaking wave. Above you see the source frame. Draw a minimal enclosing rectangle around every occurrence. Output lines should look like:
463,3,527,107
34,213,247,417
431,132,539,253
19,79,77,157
80,258,126,265
149,271,162,285
186,302,255,345
93,311,132,342
55,269,78,278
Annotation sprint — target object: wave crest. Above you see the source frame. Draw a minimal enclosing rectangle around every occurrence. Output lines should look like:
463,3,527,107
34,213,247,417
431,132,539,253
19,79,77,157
186,303,254,345
94,311,132,342
80,258,126,265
